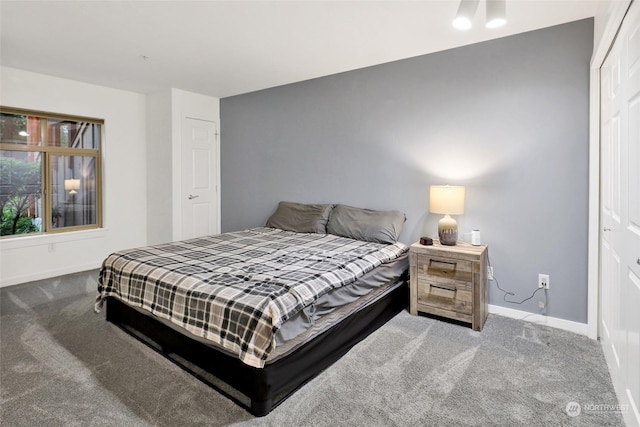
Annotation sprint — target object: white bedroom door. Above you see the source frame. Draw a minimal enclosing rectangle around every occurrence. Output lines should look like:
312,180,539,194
181,116,219,240
600,1,640,425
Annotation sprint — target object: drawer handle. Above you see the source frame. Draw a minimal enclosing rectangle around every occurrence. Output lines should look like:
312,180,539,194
429,283,457,299
430,283,456,292
430,260,458,268
427,259,458,276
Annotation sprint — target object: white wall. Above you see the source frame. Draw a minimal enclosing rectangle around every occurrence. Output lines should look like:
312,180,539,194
145,88,220,245
146,90,173,244
0,66,148,287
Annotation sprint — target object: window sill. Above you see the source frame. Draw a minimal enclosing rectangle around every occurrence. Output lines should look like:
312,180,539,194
0,228,108,251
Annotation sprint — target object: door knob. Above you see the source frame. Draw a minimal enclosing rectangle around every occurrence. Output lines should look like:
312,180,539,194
188,194,199,200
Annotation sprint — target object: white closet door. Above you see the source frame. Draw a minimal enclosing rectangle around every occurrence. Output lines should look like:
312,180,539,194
600,2,640,425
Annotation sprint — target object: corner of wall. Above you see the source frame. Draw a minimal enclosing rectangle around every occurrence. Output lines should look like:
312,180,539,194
145,90,173,245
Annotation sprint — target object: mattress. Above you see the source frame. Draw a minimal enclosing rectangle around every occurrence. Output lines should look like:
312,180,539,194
268,275,406,363
274,253,408,344
96,227,408,367
116,254,408,366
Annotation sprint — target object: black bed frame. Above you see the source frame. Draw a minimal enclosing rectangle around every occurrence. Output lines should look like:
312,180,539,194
105,281,408,416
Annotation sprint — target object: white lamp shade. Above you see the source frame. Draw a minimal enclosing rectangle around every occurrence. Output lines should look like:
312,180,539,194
429,185,465,215
64,179,80,191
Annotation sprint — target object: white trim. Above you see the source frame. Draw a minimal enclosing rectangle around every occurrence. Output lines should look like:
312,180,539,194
489,304,589,336
0,262,101,288
0,228,108,250
587,65,601,340
171,103,182,242
215,119,221,234
592,1,632,68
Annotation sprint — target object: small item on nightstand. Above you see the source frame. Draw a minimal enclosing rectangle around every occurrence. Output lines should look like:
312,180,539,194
419,236,433,245
471,230,481,245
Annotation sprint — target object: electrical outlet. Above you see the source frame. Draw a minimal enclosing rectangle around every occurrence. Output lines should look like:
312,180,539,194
538,273,550,289
488,266,494,281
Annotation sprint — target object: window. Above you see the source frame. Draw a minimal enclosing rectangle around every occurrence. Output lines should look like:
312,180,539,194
0,107,102,237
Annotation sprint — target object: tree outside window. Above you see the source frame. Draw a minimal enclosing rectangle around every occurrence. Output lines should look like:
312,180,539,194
0,153,41,235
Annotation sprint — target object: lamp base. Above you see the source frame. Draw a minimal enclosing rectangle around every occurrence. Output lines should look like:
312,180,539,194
438,214,458,246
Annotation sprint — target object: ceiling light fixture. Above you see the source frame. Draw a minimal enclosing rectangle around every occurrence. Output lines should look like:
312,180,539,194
452,0,506,30
452,0,479,30
486,0,507,28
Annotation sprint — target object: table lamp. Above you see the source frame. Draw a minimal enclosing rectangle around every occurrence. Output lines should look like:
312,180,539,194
64,178,80,195
429,185,465,246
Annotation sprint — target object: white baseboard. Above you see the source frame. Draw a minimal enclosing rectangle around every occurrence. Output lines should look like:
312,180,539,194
0,262,101,288
489,304,590,337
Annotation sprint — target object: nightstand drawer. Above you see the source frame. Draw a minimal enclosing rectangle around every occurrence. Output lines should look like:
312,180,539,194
416,256,473,285
416,279,472,315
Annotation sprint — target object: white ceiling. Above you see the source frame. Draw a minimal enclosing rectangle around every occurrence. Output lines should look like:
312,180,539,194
0,0,599,99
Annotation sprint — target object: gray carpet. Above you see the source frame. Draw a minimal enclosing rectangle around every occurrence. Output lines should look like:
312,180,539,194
1,270,624,426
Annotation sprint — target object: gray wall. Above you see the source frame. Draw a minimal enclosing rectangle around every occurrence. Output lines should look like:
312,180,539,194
220,19,593,323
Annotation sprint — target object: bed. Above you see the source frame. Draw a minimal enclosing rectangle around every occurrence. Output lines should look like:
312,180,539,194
95,202,409,416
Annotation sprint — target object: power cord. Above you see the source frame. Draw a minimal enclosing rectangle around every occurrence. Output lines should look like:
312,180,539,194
487,249,545,305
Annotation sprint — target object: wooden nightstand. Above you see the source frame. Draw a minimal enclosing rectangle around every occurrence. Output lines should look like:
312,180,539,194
409,241,488,331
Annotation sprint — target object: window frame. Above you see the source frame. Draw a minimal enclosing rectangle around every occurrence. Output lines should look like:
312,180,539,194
0,106,103,237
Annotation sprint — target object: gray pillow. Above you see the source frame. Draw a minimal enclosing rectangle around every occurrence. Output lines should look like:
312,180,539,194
265,202,334,233
326,204,406,244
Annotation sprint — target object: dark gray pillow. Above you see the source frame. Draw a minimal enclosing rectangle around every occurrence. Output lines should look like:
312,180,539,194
326,204,406,244
265,202,334,233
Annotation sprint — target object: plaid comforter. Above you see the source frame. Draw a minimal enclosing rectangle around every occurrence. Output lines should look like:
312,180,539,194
95,227,407,368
